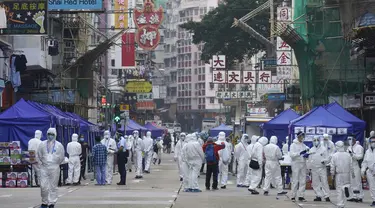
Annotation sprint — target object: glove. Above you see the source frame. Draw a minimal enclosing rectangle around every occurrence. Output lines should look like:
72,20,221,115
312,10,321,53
303,153,309,158
300,150,307,155
321,161,325,165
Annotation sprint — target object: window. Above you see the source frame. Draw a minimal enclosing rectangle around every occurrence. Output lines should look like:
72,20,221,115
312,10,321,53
210,98,214,103
111,69,118,75
202,68,205,74
111,59,115,67
194,8,199,15
194,68,197,74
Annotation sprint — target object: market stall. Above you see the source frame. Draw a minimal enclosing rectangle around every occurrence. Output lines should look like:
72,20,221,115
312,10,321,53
262,108,300,147
209,124,233,137
325,102,366,144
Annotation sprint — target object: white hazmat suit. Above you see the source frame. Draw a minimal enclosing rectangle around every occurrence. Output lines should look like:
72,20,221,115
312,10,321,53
322,134,336,163
215,132,230,188
234,134,249,187
263,136,286,195
309,136,330,201
248,136,268,194
28,130,42,186
347,138,364,201
361,137,375,205
244,135,258,186
181,134,204,192
101,130,117,184
289,137,309,201
331,141,354,208
282,136,289,155
37,128,65,207
126,135,134,171
133,130,144,178
143,131,154,173
174,133,187,180
365,131,375,150
66,133,82,184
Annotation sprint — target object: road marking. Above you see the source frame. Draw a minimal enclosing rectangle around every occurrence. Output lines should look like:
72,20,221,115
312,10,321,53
227,181,234,185
0,194,12,198
172,195,177,197
131,179,144,183
168,200,174,203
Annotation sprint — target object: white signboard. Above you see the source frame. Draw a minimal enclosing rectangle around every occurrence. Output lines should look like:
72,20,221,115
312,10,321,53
242,71,256,84
137,93,153,101
257,71,272,84
212,70,226,83
212,55,226,69
276,66,292,80
247,107,267,115
216,91,254,99
277,37,291,51
277,51,292,65
227,70,241,84
277,7,292,21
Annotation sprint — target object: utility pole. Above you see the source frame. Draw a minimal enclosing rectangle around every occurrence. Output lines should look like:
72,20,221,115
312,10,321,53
104,4,109,129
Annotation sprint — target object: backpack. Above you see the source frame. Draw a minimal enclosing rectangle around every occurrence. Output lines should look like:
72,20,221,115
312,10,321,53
205,144,217,163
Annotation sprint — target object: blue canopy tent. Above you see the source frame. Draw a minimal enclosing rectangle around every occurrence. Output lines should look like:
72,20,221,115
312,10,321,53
209,124,233,137
144,122,164,137
65,112,98,148
289,106,353,144
0,99,54,150
262,109,300,147
118,119,147,135
325,102,366,143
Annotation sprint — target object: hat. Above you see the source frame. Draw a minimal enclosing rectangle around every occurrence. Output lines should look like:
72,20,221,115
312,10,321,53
297,131,305,137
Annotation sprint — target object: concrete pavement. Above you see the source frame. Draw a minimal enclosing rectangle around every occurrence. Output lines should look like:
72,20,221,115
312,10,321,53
1,152,374,208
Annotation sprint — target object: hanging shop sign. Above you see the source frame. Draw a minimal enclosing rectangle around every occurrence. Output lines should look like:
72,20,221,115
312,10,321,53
136,93,153,101
133,0,164,50
211,55,226,69
48,0,103,12
114,0,128,29
125,81,152,93
215,91,254,99
136,101,155,110
212,70,272,84
0,1,48,35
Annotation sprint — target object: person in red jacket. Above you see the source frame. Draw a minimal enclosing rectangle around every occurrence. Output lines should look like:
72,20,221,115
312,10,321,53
202,137,225,190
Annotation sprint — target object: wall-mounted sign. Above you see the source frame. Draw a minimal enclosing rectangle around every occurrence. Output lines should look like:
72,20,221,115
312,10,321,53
48,0,103,12
133,0,163,50
136,101,155,110
0,1,48,35
212,55,226,69
125,81,152,93
114,0,128,29
362,92,375,107
215,91,254,99
137,93,153,101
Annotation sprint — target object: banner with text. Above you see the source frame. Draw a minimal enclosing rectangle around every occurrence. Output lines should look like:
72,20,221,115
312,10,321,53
114,0,129,29
48,0,103,12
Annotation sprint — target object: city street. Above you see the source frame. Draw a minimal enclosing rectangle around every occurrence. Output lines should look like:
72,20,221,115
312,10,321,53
0,153,374,208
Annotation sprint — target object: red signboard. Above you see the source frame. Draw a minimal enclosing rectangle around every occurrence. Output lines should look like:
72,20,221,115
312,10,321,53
122,33,136,67
133,0,163,50
136,101,155,110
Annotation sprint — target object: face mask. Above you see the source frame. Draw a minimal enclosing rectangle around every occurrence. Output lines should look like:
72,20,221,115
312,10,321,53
80,138,84,142
48,135,55,141
313,141,320,147
348,139,352,145
298,137,303,142
371,143,375,148
247,140,251,144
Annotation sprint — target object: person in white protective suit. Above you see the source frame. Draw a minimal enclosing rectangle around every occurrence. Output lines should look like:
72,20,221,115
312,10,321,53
248,136,268,194
143,131,154,173
322,134,336,162
215,132,230,189
282,136,289,155
309,136,331,202
226,137,234,174
28,130,42,186
174,132,187,181
66,133,82,185
361,136,375,206
346,135,364,202
132,130,144,178
181,134,205,192
244,135,258,187
37,128,65,208
101,130,117,184
331,141,354,208
289,132,309,202
234,134,250,187
126,134,134,172
263,136,288,196
365,131,375,150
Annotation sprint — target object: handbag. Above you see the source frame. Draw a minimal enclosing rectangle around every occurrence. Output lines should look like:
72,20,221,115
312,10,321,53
249,159,260,169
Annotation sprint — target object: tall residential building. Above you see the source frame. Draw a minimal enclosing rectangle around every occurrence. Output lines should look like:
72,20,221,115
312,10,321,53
163,0,221,131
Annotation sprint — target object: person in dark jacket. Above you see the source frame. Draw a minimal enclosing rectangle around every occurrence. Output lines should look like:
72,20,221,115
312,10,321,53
78,135,88,184
163,133,172,154
117,137,129,185
202,137,225,190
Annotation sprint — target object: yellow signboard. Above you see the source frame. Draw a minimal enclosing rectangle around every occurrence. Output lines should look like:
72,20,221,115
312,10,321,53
119,104,130,111
114,0,128,29
125,81,152,93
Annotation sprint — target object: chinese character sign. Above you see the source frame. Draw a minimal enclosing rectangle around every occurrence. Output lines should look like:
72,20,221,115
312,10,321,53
0,1,47,35
277,7,292,21
115,0,129,29
212,55,226,69
277,37,291,51
227,71,241,84
258,71,271,84
242,71,256,84
277,66,292,80
212,70,226,83
133,0,164,50
277,51,292,65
